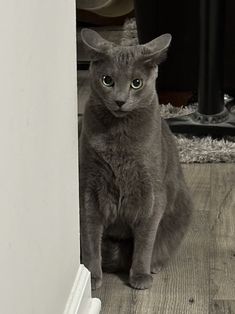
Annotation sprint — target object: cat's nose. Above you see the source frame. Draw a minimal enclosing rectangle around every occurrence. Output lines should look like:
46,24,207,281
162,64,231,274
115,101,125,108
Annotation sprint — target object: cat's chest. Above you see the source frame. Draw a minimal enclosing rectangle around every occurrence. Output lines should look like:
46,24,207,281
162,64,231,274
103,139,140,179
89,133,155,221
90,132,150,184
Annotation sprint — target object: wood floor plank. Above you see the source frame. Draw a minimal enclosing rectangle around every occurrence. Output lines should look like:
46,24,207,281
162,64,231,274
210,164,235,302
182,164,211,212
93,165,211,313
210,300,235,314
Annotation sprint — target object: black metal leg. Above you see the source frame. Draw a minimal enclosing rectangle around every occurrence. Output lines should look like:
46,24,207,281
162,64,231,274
198,0,224,115
134,0,160,44
166,0,235,136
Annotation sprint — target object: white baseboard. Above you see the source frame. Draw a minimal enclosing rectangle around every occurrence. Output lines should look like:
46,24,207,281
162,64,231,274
64,264,101,314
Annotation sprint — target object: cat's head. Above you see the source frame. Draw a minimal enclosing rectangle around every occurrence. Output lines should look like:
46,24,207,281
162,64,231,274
81,28,171,118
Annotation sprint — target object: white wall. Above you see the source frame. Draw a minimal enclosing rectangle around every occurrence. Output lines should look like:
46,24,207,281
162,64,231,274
0,1,79,313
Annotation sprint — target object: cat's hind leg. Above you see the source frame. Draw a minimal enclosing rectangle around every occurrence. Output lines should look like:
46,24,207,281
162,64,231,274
151,187,192,273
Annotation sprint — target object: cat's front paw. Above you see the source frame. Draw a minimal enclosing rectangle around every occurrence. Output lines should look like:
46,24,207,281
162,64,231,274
91,276,102,290
129,273,153,290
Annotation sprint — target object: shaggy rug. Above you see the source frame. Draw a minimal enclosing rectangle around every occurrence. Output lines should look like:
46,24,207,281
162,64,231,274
159,104,235,163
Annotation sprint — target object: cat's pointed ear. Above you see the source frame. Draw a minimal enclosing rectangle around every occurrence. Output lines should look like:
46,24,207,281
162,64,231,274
140,34,172,65
81,28,116,60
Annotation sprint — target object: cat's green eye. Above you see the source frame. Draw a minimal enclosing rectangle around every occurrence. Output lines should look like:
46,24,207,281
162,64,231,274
102,75,114,87
131,78,143,89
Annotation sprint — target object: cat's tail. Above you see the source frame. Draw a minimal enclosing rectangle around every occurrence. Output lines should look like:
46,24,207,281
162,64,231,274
101,238,133,273
120,18,139,46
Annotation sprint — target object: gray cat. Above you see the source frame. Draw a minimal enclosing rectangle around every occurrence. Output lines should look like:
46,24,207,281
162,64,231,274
79,28,193,290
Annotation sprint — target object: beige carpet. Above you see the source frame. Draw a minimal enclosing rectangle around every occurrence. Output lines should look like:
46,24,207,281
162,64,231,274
160,104,235,163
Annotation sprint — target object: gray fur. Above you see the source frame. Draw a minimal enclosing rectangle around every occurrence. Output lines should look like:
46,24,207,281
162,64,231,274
79,29,193,290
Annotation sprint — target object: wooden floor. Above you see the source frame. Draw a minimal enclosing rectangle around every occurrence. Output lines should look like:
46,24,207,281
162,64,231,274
92,164,235,314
